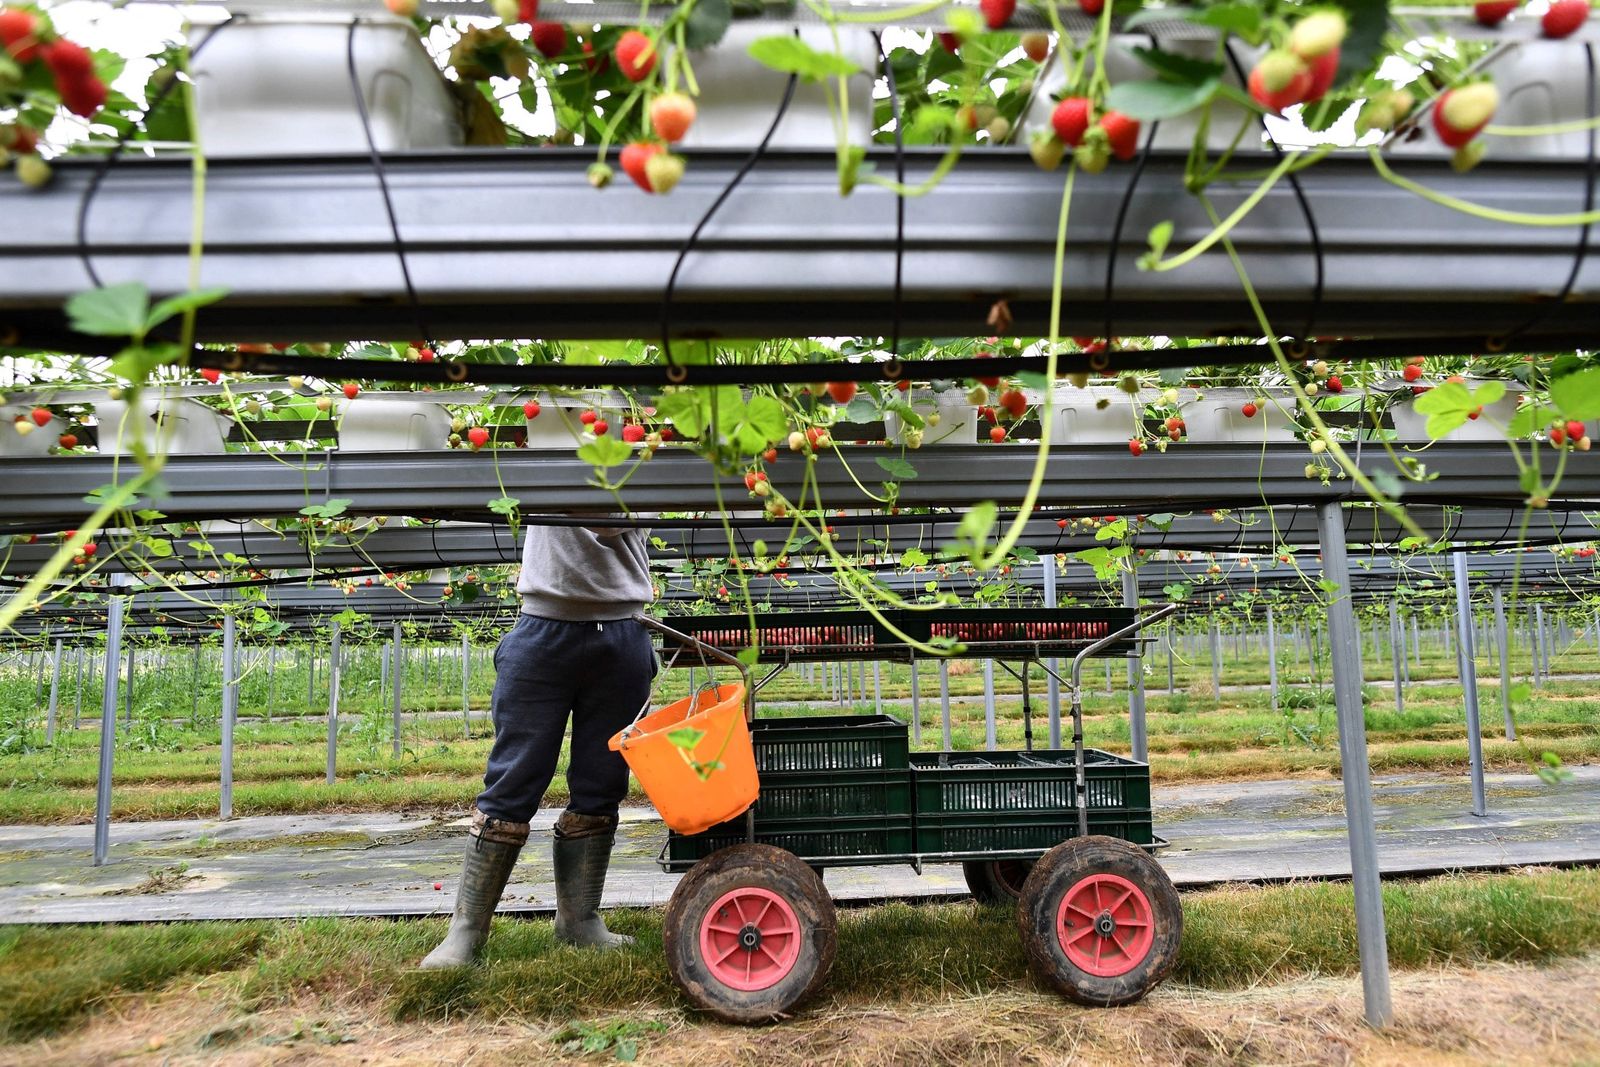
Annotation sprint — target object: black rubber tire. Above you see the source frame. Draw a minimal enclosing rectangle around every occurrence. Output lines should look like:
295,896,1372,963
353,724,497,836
1016,835,1182,1007
962,858,1036,904
663,843,838,1024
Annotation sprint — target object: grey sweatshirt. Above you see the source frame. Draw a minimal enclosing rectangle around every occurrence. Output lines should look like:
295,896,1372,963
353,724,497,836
517,524,654,622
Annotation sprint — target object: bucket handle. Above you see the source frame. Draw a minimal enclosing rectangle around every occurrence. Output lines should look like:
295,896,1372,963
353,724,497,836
618,614,755,741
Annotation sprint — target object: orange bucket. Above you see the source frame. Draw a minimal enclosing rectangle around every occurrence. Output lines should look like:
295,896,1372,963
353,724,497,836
608,682,758,835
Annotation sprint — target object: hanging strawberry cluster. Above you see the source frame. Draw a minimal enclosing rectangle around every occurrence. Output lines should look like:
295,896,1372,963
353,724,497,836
1,4,111,186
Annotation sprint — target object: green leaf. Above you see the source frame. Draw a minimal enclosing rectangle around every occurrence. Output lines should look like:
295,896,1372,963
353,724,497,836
1128,46,1225,86
1185,2,1265,41
900,547,930,568
747,35,860,82
682,0,731,49
299,498,352,519
886,400,925,430
67,283,150,338
666,726,705,752
146,287,228,331
140,537,174,558
110,341,182,383
578,435,633,469
1332,0,1389,85
1095,517,1129,541
483,495,521,518
1550,368,1600,420
1017,370,1050,392
1105,76,1221,121
657,391,709,439
845,396,878,424
950,501,998,560
876,456,918,480
736,645,761,667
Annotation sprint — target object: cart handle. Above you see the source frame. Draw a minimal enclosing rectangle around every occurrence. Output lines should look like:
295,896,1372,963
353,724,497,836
631,614,756,726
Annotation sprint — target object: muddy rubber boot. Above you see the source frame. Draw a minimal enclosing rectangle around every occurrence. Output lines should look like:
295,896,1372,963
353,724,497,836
419,810,529,969
553,811,634,949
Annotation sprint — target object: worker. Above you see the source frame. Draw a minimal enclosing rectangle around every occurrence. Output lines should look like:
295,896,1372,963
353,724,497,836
421,519,655,967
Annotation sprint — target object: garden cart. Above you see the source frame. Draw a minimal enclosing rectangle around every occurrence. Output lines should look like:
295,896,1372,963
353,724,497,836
619,605,1184,1023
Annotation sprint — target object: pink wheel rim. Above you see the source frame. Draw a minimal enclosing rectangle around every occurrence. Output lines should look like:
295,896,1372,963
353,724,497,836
1055,872,1155,978
699,886,803,992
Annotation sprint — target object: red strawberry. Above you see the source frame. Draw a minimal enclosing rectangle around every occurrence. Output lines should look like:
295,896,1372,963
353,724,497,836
523,400,541,419
0,7,41,63
999,389,1027,418
1543,0,1588,36
1098,111,1140,160
1128,438,1144,456
1402,363,1423,382
343,383,360,400
41,38,94,85
1079,0,1105,14
989,426,1007,443
1303,49,1339,102
520,0,538,20
622,423,646,443
619,141,662,191
466,426,490,448
1433,83,1497,147
530,21,567,58
59,76,107,118
1051,96,1092,146
763,447,779,461
58,432,78,449
581,39,608,74
416,346,436,362
1249,54,1312,113
1241,402,1258,418
592,419,609,435
615,30,657,82
579,409,598,425
1474,0,1518,24
1567,420,1586,441
198,367,221,384
827,381,857,404
30,407,51,426
1326,375,1343,393
1552,425,1567,445
650,92,696,143
936,32,960,54
981,0,1016,29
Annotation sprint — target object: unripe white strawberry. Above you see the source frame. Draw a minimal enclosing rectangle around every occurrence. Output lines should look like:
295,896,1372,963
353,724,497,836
1256,49,1309,94
967,384,989,405
788,430,805,451
490,0,520,21
1440,82,1498,136
644,152,685,194
1067,372,1090,388
1029,130,1065,171
15,154,50,188
1290,11,1347,58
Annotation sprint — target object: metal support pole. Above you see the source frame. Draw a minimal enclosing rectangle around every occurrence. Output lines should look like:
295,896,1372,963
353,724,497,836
1493,588,1516,741
909,658,921,745
123,644,135,730
1122,568,1147,762
461,632,472,737
982,659,997,750
1267,606,1279,714
872,661,882,716
72,645,84,729
93,574,130,867
1044,555,1062,747
190,642,201,725
1166,626,1175,695
1209,617,1223,701
1412,617,1421,667
265,642,277,723
45,637,63,743
391,623,404,758
1453,554,1488,817
220,614,237,820
1315,501,1393,1028
379,641,389,703
326,620,341,785
1389,600,1403,718
939,660,952,750
1534,605,1546,685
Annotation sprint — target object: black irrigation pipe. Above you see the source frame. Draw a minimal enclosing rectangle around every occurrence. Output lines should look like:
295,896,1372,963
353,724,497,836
184,331,1600,389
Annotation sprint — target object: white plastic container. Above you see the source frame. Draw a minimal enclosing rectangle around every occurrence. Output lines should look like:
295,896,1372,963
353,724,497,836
188,11,462,156
884,390,977,445
675,23,879,149
1387,385,1524,442
1024,33,1263,153
1040,385,1151,444
338,396,451,451
1181,387,1300,443
0,403,57,457
96,394,230,456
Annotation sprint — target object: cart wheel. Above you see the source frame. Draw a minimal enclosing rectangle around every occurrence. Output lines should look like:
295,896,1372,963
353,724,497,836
962,859,1035,904
663,843,837,1024
1017,835,1181,1007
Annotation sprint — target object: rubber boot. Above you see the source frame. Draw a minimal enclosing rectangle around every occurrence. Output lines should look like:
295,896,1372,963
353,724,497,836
553,811,634,949
419,810,529,969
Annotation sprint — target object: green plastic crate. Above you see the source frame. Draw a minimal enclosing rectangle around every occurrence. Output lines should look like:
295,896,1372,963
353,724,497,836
666,813,916,869
911,749,1150,813
749,767,912,820
751,714,909,772
914,811,1155,853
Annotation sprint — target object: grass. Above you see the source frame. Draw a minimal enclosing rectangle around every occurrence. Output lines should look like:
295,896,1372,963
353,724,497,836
1,867,1597,1044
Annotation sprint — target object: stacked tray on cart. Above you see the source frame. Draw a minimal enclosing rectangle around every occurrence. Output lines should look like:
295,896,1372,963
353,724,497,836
657,608,1141,663
662,714,1153,871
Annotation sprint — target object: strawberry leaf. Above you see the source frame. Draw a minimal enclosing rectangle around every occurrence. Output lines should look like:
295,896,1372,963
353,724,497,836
747,35,860,82
67,283,150,338
1105,77,1220,121
666,726,705,752
682,0,731,49
1550,368,1600,420
876,456,918,480
577,435,632,469
146,287,228,332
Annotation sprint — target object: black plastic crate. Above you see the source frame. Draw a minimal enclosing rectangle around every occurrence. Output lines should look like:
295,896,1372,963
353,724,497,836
662,612,879,657
910,749,1150,813
751,714,910,772
666,813,915,870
